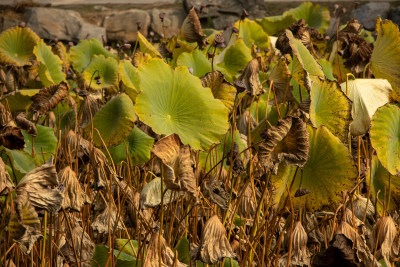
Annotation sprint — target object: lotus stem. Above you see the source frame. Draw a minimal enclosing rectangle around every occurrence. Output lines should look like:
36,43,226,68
41,211,47,267
362,62,371,79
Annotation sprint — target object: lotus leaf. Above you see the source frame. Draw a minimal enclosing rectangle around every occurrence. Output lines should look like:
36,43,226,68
108,127,154,165
256,14,297,36
310,79,352,144
33,40,66,86
4,148,35,177
272,125,357,211
85,93,136,147
200,71,236,112
371,104,400,176
233,18,270,49
118,59,140,93
268,56,292,104
139,177,178,209
0,26,40,66
367,155,400,211
180,7,207,49
370,18,400,101
69,38,115,72
216,38,252,81
340,79,391,136
83,55,118,91
284,2,330,33
52,41,69,73
2,89,38,113
177,49,211,77
287,30,324,88
137,32,162,58
22,125,57,164
91,245,141,267
135,58,229,150
317,58,335,80
175,237,190,264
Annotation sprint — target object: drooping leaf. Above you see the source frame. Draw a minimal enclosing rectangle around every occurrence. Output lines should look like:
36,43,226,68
4,148,35,176
200,71,236,112
58,166,89,211
108,127,154,166
91,204,123,234
118,59,140,95
152,134,199,200
340,79,391,136
33,40,66,86
268,56,292,104
83,55,118,91
370,18,400,101
139,177,178,209
367,155,400,211
0,157,14,195
0,26,40,66
371,104,400,176
84,93,136,147
236,58,262,95
175,237,190,264
318,58,335,80
284,2,330,33
310,79,352,144
0,126,25,150
177,49,211,77
180,7,207,49
137,32,162,58
258,116,309,174
256,14,297,36
271,125,357,211
69,38,115,73
52,41,70,73
22,125,57,164
233,18,270,49
135,59,229,150
287,30,324,87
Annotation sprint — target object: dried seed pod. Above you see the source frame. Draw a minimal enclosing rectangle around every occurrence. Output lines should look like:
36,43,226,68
280,221,310,266
190,215,236,264
15,113,37,137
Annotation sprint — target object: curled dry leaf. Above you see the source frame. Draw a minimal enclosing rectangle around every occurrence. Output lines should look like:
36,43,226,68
226,142,245,176
190,215,236,264
238,110,257,136
350,195,375,223
15,113,37,137
279,221,310,267
181,7,207,49
8,192,41,254
91,201,123,234
268,55,293,104
375,216,399,266
258,116,309,174
16,160,63,213
0,157,14,195
29,81,68,120
144,231,187,267
235,58,262,96
0,102,12,128
152,134,199,200
203,178,230,210
0,125,25,150
139,177,178,209
80,94,101,128
58,166,89,211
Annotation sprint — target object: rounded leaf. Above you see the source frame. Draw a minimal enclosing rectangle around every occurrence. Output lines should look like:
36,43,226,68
233,18,270,49
310,79,352,144
135,59,229,150
137,32,162,58
22,125,57,164
84,93,136,147
0,26,40,66
177,49,211,77
118,59,140,92
69,38,115,72
256,14,297,36
272,125,357,211
371,104,400,176
83,55,118,90
370,18,400,101
284,2,330,33
34,40,66,86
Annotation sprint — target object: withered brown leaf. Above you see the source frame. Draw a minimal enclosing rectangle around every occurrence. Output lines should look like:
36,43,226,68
181,7,207,49
280,221,310,267
203,178,230,210
58,166,89,211
0,126,25,150
15,113,37,137
236,58,262,96
0,157,14,195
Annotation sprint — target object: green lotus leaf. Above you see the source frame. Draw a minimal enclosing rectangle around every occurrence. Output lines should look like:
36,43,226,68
85,93,136,147
317,58,335,80
371,104,400,176
272,125,357,211
1,89,39,112
118,59,140,102
287,30,324,87
115,239,139,257
340,79,391,136
91,245,141,267
370,18,400,101
175,237,190,264
33,40,66,86
4,148,36,175
233,18,270,49
177,49,211,77
169,38,196,67
200,71,236,112
69,38,115,73
284,2,330,33
216,38,252,81
310,79,352,144
137,32,162,58
0,26,40,66
256,14,297,36
108,127,154,165
135,59,229,150
22,125,57,164
83,55,119,91
367,155,400,211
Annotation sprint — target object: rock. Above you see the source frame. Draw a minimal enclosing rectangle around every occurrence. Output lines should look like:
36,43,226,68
352,2,390,30
389,6,400,26
102,10,150,42
0,17,23,32
150,9,186,38
24,7,106,41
